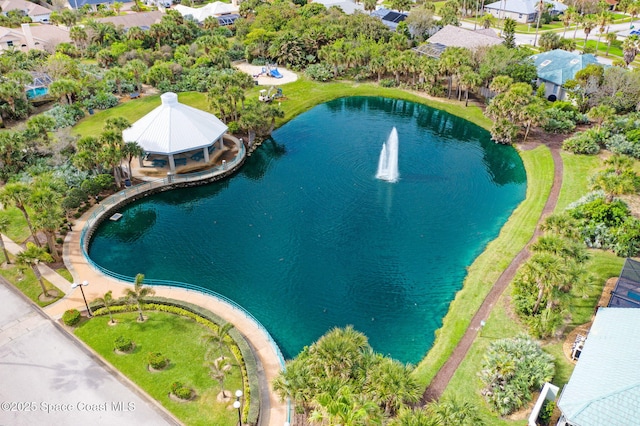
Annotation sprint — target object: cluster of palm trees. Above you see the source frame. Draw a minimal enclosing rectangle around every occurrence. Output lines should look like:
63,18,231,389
273,326,483,425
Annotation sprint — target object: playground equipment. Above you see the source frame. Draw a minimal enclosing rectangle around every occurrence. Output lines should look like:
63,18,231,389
254,64,284,79
259,86,283,102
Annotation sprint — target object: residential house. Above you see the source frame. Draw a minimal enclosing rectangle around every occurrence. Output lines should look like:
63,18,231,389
68,0,115,10
557,308,640,426
0,0,52,23
95,11,163,31
484,0,567,24
370,8,407,31
413,24,502,58
0,22,69,52
174,0,239,24
311,0,364,15
530,49,599,101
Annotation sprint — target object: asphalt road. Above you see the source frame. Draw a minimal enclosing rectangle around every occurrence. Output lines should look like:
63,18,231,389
0,280,178,426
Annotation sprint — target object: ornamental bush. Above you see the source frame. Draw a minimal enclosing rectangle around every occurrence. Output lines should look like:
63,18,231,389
305,63,334,82
114,336,134,352
62,309,81,326
479,335,555,416
83,92,119,110
562,131,600,154
147,352,168,370
44,104,85,129
171,382,193,400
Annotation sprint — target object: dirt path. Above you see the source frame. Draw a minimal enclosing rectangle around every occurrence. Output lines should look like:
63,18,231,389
422,135,564,402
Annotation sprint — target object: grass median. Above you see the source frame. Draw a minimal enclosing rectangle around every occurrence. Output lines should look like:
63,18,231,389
75,311,243,426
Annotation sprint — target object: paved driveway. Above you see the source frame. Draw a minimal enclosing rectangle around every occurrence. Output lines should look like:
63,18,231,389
0,280,178,426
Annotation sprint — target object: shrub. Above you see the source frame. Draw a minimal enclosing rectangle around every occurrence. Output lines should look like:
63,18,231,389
114,335,134,352
80,178,103,197
61,187,88,212
379,78,397,88
305,63,334,82
62,309,81,326
171,381,193,400
147,352,168,369
604,134,640,159
543,107,578,133
479,335,555,415
44,104,85,129
94,174,115,191
227,121,240,134
538,400,555,426
562,131,600,154
83,91,119,110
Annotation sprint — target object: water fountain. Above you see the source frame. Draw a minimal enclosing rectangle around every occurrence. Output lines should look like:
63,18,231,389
376,127,399,183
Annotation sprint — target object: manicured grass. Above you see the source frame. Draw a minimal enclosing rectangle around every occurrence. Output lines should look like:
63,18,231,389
442,288,523,425
412,145,554,386
0,264,64,307
75,311,243,426
269,77,493,131
55,267,74,283
567,249,624,327
1,207,32,243
73,78,492,140
555,152,602,212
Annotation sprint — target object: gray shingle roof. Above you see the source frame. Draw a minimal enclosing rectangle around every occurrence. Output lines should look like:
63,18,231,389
426,25,503,51
558,308,640,426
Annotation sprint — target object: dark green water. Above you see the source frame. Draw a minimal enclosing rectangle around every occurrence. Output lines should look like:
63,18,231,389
89,97,526,364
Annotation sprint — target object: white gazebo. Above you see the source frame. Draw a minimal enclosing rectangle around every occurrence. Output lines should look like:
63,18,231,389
123,92,228,173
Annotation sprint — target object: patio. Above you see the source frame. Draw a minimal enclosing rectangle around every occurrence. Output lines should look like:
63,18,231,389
132,137,239,180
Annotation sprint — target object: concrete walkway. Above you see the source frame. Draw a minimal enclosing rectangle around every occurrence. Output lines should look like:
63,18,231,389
0,277,179,426
2,203,289,426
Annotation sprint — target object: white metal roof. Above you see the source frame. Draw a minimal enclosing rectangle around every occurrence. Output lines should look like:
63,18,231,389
122,92,228,155
557,308,640,426
174,2,239,22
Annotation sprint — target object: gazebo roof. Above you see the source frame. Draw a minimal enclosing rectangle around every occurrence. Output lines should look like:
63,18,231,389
122,92,228,155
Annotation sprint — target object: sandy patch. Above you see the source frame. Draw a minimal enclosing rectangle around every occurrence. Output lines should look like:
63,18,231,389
233,62,299,86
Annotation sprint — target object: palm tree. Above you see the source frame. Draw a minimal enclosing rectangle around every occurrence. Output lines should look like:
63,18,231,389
124,273,155,322
95,290,116,324
429,397,485,425
522,253,566,314
533,0,551,47
49,78,80,105
587,104,615,129
124,59,147,93
272,358,315,424
366,358,421,416
595,10,613,53
622,35,640,66
16,242,53,297
121,141,144,179
203,322,233,360
364,0,377,13
605,32,618,55
581,15,597,50
31,189,64,263
208,356,231,398
0,212,11,264
561,6,577,37
0,80,25,115
459,67,482,106
0,182,39,246
105,67,131,96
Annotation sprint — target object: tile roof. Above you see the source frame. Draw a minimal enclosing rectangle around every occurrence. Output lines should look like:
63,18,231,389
530,49,599,86
484,0,567,14
0,0,51,17
96,11,163,30
426,25,503,50
558,308,640,426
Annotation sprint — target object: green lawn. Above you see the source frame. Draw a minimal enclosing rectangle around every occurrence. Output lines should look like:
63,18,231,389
555,152,602,212
413,145,555,386
55,267,74,283
1,207,32,243
75,311,243,426
73,78,492,140
0,264,64,307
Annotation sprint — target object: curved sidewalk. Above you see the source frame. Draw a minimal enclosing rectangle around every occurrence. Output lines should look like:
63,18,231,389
53,203,289,426
423,142,564,401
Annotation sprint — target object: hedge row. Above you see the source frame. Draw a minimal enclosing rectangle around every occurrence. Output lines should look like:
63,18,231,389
91,296,260,424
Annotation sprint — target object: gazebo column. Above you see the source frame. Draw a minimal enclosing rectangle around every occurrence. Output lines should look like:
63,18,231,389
204,147,210,163
218,135,223,149
168,154,176,173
